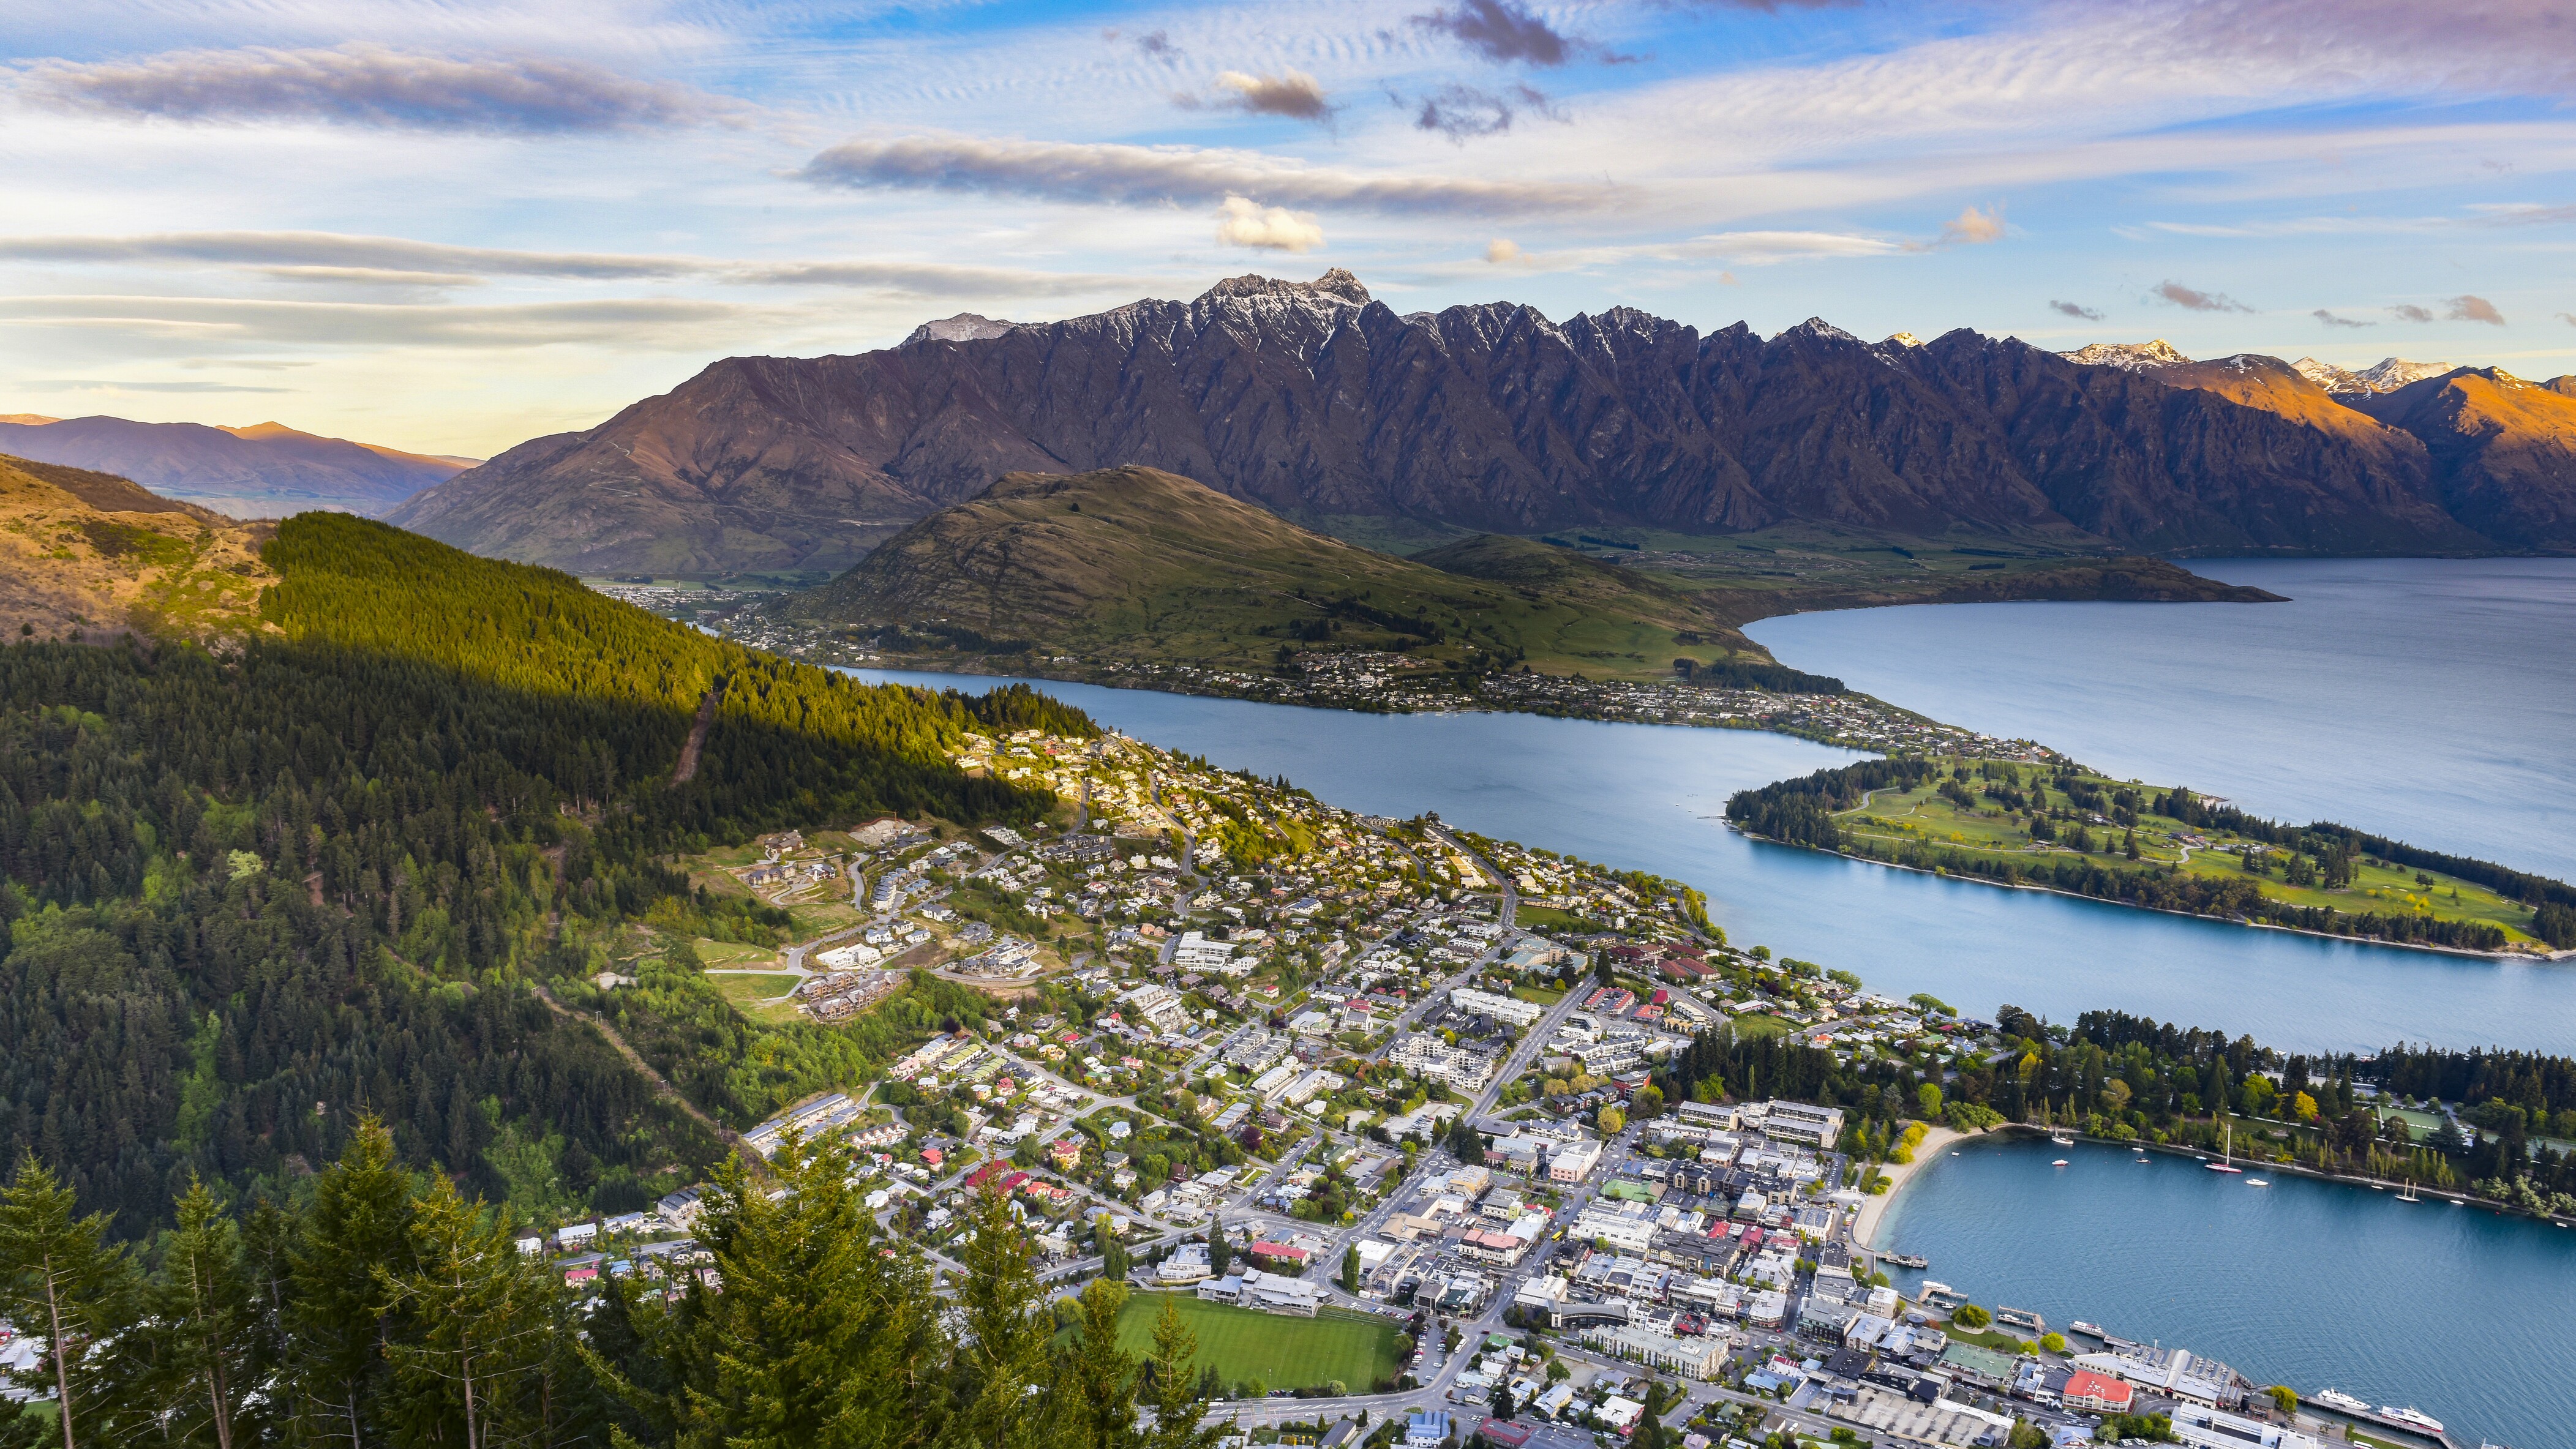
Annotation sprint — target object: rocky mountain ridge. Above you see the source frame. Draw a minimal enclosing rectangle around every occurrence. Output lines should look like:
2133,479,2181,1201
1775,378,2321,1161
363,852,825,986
388,272,2576,572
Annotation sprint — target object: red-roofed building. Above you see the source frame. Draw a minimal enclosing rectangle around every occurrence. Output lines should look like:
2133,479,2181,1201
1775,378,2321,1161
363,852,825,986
964,1162,1005,1189
1247,1240,1311,1270
1479,1420,1533,1448
922,1147,945,1169
2062,1371,2135,1413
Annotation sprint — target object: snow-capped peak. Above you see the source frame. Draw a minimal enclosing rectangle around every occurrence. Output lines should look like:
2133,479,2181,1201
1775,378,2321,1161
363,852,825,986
904,313,1017,345
2061,339,2190,370
1198,268,1372,307
1783,316,1861,343
2291,356,2455,393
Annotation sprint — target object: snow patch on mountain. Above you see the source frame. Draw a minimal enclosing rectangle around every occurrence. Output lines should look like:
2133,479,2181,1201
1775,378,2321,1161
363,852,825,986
2292,356,2454,393
2061,339,2190,370
904,313,1017,345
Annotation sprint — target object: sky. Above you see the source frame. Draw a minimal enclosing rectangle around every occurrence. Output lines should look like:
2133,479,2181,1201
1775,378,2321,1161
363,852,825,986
5,0,2574,457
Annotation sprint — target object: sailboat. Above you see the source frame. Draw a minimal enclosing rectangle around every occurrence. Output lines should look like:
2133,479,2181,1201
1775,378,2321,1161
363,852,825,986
2397,1180,2419,1203
2206,1122,2244,1174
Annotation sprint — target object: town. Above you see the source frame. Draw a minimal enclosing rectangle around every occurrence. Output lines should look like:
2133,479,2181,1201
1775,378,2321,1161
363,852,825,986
508,721,2410,1449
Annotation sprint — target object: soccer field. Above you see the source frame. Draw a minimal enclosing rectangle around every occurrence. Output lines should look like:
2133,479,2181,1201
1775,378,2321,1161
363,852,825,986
1112,1293,1402,1392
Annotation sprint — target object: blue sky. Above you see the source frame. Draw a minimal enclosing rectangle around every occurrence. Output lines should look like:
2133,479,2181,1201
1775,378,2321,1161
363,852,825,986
4,0,2573,455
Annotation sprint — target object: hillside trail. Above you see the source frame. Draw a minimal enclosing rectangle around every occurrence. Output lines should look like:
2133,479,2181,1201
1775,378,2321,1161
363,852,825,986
534,984,742,1152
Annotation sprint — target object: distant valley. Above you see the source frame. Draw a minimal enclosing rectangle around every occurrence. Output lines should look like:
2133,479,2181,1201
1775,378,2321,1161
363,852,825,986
0,413,479,519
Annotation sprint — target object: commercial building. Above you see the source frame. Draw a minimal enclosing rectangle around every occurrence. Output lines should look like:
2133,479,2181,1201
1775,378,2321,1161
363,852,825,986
1547,1140,1603,1182
1754,1099,1846,1149
1448,986,1545,1028
1579,1319,1727,1379
2062,1371,2135,1413
1195,1269,1320,1316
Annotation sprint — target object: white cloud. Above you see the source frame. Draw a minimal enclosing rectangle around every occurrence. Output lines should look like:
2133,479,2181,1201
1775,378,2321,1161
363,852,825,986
1215,197,1326,253
13,43,745,133
1484,238,1525,264
797,134,1617,216
1937,204,2006,246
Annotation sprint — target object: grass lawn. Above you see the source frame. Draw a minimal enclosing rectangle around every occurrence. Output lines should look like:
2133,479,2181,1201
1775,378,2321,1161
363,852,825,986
1839,766,2549,945
1112,1293,1400,1392
1512,905,1598,933
710,971,803,1025
1730,1013,1791,1041
693,938,782,969
1512,984,1568,1006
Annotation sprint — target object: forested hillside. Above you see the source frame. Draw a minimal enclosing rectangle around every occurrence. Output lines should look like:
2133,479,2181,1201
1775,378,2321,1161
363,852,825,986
0,514,1061,1237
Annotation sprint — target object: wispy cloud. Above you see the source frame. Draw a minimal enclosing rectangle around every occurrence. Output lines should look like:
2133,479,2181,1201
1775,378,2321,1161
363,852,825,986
1416,84,1530,141
797,135,1613,216
2312,309,2373,328
2445,293,2505,324
2154,280,2254,313
15,44,742,134
2049,300,2104,320
1414,0,1575,66
0,294,772,349
20,378,290,393
2390,304,2435,322
1214,197,1326,253
1184,70,1334,123
0,231,1132,298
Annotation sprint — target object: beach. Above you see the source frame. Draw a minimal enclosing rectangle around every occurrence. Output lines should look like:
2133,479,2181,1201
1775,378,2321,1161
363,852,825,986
1850,1123,1965,1249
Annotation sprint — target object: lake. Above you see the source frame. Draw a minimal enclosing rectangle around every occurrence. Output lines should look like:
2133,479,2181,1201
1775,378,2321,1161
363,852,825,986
1749,556,2576,882
1874,1133,2573,1449
855,665,2576,1055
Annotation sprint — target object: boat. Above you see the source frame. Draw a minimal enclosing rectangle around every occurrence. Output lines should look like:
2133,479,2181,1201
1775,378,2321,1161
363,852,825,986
2397,1181,2419,1203
1880,1252,1929,1270
2052,1159,2069,1167
2049,1131,2075,1147
2247,1178,2270,1187
2312,1390,2371,1414
2207,1122,2245,1174
2068,1321,2108,1339
2379,1407,2446,1436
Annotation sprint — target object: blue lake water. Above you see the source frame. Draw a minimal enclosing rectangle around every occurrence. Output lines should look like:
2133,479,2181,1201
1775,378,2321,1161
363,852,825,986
857,666,2576,1055
1749,557,2576,882
1874,1134,2574,1449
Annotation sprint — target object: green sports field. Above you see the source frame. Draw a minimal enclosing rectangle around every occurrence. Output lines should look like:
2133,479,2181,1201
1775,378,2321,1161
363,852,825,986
1113,1293,1402,1391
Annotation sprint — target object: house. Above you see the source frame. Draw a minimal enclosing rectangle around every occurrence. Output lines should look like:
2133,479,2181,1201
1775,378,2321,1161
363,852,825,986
2062,1371,2135,1414
1403,1409,1451,1447
1245,1240,1311,1272
1593,1396,1645,1433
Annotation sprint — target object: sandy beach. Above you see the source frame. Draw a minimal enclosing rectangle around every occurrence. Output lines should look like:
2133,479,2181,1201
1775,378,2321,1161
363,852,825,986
1850,1123,1966,1249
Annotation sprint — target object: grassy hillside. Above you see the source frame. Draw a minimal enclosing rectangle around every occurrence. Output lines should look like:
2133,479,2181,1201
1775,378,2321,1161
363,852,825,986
787,465,1789,681
0,509,1068,1235
0,451,276,642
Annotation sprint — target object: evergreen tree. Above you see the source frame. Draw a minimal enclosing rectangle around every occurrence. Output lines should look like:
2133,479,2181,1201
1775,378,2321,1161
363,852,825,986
0,1153,135,1449
1143,1296,1224,1449
1043,1279,1138,1449
1205,1216,1230,1279
1341,1243,1361,1294
130,1177,263,1449
941,1187,1054,1449
287,1117,418,1449
375,1175,551,1449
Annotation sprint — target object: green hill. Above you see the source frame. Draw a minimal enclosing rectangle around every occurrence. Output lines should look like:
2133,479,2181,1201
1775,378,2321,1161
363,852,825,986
787,465,1795,681
0,510,1068,1236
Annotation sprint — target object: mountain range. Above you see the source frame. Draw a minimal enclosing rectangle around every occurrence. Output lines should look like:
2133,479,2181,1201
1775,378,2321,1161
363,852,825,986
0,414,479,519
387,271,2576,574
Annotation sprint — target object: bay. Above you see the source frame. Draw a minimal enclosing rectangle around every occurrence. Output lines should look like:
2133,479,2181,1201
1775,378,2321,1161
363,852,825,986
1747,557,2576,882
1872,1134,2572,1449
855,668,2576,1054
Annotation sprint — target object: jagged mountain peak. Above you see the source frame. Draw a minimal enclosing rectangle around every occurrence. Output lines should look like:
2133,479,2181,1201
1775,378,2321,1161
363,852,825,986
2063,339,2191,370
1197,268,1371,307
1882,332,1923,348
1782,316,1862,343
2353,357,2456,392
904,313,1017,345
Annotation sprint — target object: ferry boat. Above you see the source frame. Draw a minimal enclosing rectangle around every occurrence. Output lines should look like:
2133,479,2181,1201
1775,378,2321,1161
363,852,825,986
2312,1390,2371,1414
2068,1321,2108,1339
2206,1122,2245,1174
1880,1252,1929,1270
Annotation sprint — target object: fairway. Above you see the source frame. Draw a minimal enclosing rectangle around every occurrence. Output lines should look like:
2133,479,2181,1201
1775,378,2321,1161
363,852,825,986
1114,1292,1400,1392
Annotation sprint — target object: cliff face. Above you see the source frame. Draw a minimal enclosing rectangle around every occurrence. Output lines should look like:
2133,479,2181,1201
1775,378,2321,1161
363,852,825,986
389,272,2567,573
2349,369,2576,552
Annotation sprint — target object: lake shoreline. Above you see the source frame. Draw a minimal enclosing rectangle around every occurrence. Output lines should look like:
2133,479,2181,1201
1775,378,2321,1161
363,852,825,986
1732,828,2572,964
1852,1123,1966,1248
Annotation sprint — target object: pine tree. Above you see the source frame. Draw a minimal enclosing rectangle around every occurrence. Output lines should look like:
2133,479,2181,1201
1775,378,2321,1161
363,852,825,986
287,1117,419,1449
1205,1216,1230,1279
375,1175,552,1449
1143,1295,1224,1449
132,1177,261,1449
1042,1279,1138,1449
941,1186,1054,1449
0,1153,135,1449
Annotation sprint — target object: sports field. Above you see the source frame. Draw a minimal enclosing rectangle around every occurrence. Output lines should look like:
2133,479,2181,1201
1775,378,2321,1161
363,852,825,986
1113,1292,1401,1391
